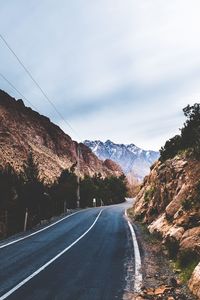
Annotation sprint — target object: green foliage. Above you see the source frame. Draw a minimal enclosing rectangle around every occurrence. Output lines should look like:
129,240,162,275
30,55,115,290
179,261,198,283
172,251,199,283
144,186,155,202
182,198,193,211
0,155,127,238
160,135,182,162
160,103,200,161
23,152,40,183
165,237,179,259
80,175,99,207
0,163,29,235
181,104,200,158
80,174,127,207
51,169,78,211
182,182,200,211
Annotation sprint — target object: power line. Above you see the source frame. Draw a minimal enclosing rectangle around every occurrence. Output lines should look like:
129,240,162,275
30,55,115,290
0,33,82,208
0,72,38,111
0,33,82,140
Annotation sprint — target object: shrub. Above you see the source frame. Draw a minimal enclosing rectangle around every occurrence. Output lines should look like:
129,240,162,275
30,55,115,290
144,186,155,202
175,250,199,283
165,237,179,259
182,198,193,211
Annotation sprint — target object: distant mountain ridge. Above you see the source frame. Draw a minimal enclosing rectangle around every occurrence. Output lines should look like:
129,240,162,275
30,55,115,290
84,140,159,181
0,90,122,183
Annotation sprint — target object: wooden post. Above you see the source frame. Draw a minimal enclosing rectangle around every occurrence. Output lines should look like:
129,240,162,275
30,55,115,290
24,208,28,232
64,200,67,213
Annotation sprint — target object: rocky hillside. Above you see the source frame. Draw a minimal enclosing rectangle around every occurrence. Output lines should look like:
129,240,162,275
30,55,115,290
0,90,122,183
84,139,159,182
132,155,200,298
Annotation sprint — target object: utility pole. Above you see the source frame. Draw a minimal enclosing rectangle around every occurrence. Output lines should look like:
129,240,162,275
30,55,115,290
77,144,80,208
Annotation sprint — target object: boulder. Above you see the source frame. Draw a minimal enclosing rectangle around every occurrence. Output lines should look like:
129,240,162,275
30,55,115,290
188,263,200,299
180,227,200,256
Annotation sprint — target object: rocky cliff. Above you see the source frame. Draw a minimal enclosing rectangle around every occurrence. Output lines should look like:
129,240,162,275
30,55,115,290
0,90,122,182
131,155,200,298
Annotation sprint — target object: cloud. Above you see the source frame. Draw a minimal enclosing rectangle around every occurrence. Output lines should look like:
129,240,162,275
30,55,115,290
0,0,200,149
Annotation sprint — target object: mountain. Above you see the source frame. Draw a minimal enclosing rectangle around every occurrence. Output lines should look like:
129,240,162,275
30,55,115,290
84,139,159,182
0,90,122,182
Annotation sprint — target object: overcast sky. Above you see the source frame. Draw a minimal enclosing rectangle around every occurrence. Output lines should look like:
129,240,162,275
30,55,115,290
1,1,200,150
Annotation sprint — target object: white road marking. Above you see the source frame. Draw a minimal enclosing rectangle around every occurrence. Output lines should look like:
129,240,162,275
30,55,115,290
0,210,86,249
125,209,142,292
0,210,103,300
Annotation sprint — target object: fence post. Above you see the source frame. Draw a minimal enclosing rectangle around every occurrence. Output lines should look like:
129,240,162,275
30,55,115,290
64,200,67,213
24,208,28,232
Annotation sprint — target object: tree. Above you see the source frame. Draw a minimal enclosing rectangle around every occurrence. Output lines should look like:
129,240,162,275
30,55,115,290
80,174,127,207
23,152,40,183
21,153,45,227
160,135,182,162
80,176,98,208
159,103,200,161
102,175,127,205
51,169,77,212
181,104,200,158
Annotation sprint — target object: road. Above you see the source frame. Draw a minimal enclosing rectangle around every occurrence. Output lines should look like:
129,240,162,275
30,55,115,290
0,201,139,300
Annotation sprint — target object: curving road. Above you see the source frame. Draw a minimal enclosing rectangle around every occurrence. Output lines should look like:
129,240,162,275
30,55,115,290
0,201,139,300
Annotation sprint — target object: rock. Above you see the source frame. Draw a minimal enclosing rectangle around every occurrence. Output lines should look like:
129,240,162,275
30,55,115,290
166,226,185,242
188,262,200,299
154,285,171,295
170,277,178,287
131,155,200,299
165,183,189,218
103,159,123,176
174,269,182,274
180,227,200,256
148,213,171,236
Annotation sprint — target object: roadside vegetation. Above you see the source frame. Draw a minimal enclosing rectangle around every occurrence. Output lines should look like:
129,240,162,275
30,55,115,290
160,103,200,161
0,154,127,238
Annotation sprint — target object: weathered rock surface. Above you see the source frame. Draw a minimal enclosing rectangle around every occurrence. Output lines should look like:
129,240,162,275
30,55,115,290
189,263,200,299
132,155,200,298
0,90,122,182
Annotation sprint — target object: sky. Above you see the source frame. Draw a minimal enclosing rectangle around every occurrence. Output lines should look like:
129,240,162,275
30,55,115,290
1,1,200,150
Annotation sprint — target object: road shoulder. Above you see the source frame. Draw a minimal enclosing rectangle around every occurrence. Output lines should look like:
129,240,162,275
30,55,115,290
125,215,196,299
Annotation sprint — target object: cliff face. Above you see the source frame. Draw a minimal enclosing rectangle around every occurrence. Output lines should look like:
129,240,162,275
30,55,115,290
132,155,200,298
0,90,122,182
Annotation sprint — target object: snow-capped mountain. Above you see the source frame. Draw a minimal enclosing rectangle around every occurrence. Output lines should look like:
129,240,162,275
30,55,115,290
84,140,159,182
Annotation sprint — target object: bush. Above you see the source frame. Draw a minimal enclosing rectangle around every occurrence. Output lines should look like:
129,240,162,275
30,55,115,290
174,250,199,283
165,237,179,259
182,182,200,211
182,198,193,211
144,186,155,202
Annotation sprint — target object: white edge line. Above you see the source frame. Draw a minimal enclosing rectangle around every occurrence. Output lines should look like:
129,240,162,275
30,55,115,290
0,209,103,300
125,209,142,293
0,209,88,249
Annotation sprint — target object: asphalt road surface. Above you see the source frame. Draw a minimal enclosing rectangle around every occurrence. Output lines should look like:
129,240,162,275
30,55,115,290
0,201,137,300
